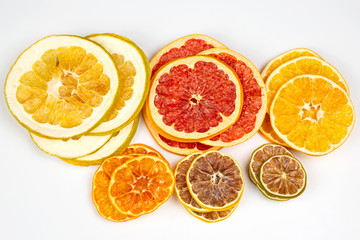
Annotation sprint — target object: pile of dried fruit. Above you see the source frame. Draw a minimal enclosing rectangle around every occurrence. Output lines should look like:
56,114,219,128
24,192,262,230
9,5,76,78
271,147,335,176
5,34,150,165
144,34,267,155
174,150,244,222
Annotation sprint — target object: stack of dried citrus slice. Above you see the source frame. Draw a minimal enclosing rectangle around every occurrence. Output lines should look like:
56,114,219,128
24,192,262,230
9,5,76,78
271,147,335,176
259,49,355,155
174,150,244,222
249,143,307,201
92,144,174,222
144,34,267,155
5,33,150,165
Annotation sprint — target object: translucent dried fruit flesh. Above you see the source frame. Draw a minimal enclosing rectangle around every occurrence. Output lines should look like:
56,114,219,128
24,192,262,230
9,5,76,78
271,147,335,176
109,156,174,216
185,205,237,223
259,113,289,146
271,75,355,155
186,151,244,210
122,144,164,159
259,155,306,198
159,135,213,151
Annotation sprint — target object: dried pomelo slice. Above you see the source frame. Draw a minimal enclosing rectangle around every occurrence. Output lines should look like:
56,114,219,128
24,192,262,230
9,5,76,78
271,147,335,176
265,56,349,111
123,143,164,160
270,75,355,156
185,205,237,223
109,155,175,217
5,35,120,139
197,48,266,147
62,117,139,166
150,34,227,76
147,55,243,141
259,113,290,146
30,132,112,159
259,155,307,198
87,34,150,135
92,155,137,222
186,151,244,211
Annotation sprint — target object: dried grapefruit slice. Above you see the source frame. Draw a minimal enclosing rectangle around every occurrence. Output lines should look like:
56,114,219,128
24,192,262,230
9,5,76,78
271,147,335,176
270,75,355,156
185,205,237,223
147,55,243,141
87,34,150,135
123,143,164,159
197,48,266,147
150,34,227,76
109,155,175,217
5,35,120,139
259,155,307,198
186,151,244,211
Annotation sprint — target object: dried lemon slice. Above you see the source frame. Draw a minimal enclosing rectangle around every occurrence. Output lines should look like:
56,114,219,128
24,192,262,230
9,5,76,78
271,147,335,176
5,35,120,139
184,205,237,223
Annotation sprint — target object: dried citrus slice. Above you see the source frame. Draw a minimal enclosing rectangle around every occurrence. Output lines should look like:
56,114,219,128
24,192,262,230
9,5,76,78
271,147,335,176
259,113,290,146
198,48,266,147
259,155,307,198
184,205,237,223
123,143,164,159
265,56,349,111
256,183,289,201
109,155,175,216
62,117,139,166
30,132,112,159
92,155,136,222
87,34,150,135
150,34,227,76
5,35,120,139
186,151,244,211
147,55,243,141
270,75,355,155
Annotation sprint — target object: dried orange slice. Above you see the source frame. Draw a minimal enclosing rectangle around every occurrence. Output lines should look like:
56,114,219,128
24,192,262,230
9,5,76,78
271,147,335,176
109,155,175,216
258,113,289,146
186,151,244,211
198,48,266,147
270,75,355,155
259,155,307,198
123,143,164,159
5,35,120,139
146,55,243,142
185,205,237,223
150,34,227,76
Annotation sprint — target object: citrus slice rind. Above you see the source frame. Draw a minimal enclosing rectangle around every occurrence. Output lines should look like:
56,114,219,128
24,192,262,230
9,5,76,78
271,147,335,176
197,48,267,147
270,75,355,156
255,184,289,201
108,155,175,217
259,155,307,198
186,150,244,211
62,116,139,166
259,113,290,146
184,205,237,223
147,55,243,141
122,143,165,160
5,35,120,139
87,34,150,135
150,34,227,76
30,132,112,159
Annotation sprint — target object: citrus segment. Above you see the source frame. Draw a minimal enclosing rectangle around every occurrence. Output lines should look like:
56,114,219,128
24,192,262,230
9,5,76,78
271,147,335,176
186,151,244,211
150,34,227,76
197,48,266,147
185,205,237,223
109,155,175,216
270,75,355,155
5,35,120,138
147,55,243,141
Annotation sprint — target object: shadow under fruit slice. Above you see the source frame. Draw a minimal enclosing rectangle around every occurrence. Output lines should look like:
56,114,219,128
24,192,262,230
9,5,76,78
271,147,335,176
150,34,227,76
198,48,266,147
186,151,244,211
184,205,237,223
146,55,243,142
109,155,175,217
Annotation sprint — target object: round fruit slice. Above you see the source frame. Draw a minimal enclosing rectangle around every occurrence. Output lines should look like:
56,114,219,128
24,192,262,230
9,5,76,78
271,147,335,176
109,155,175,217
249,143,294,186
186,151,244,211
175,153,208,212
150,34,227,76
30,132,112,159
259,113,290,146
5,35,120,139
270,75,355,156
184,205,237,223
147,55,243,141
259,155,307,198
122,143,164,159
62,117,139,166
256,184,289,201
87,34,150,135
265,56,349,111
92,155,137,222
198,48,266,147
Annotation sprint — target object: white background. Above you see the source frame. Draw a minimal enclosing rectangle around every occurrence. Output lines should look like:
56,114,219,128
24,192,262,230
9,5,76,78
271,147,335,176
1,0,359,239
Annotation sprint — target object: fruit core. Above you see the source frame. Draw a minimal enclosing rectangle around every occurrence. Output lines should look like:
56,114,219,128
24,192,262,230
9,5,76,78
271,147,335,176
300,102,324,121
134,176,150,192
211,172,223,184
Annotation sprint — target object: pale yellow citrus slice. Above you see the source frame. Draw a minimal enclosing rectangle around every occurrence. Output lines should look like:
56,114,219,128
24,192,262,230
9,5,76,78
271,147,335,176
270,75,355,155
184,205,237,223
5,35,120,139
87,34,150,135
